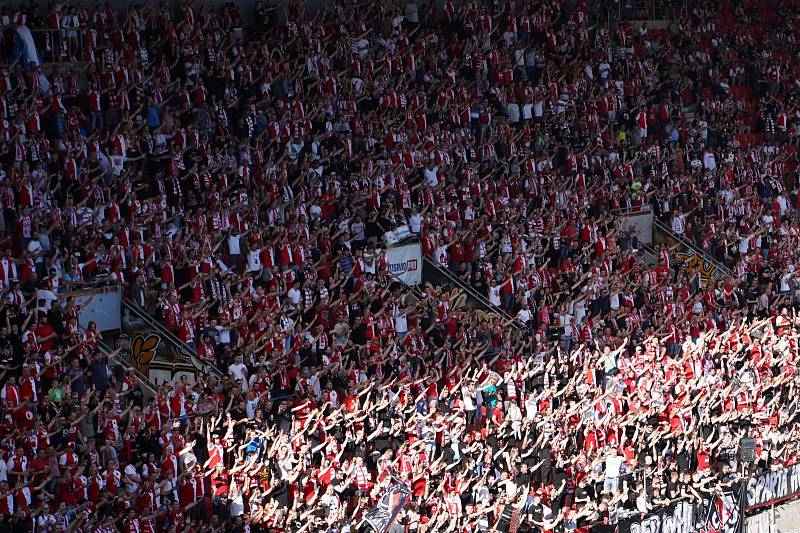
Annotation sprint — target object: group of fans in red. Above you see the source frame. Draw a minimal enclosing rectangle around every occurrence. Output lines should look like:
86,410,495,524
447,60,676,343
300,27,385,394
0,0,800,531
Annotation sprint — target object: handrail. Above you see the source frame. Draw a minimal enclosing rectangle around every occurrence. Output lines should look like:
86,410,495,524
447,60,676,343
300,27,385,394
60,277,121,293
98,339,157,400
611,205,653,216
422,256,523,330
122,298,224,378
16,27,92,67
614,0,688,22
653,218,732,277
388,267,427,304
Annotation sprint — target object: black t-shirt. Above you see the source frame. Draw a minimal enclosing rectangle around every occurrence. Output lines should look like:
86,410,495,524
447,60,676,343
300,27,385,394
575,484,590,503
441,443,458,465
179,109,195,128
139,432,162,458
191,430,209,466
637,450,649,467
373,417,392,452
622,494,637,511
539,446,552,467
530,503,544,524
272,481,290,508
277,413,292,434
365,219,383,240
677,450,692,472
666,478,679,499
552,468,567,492
486,432,499,451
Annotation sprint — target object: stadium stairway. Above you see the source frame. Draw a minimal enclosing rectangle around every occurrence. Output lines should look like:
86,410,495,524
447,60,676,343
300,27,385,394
99,339,158,401
652,218,732,279
422,257,524,331
121,297,225,381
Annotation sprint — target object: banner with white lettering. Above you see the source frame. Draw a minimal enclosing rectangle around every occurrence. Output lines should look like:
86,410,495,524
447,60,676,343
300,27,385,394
746,463,800,510
605,489,743,533
385,243,422,286
746,510,776,533
773,497,800,531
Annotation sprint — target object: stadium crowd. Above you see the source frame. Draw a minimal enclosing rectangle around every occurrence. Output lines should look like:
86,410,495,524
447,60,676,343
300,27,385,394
1,0,800,531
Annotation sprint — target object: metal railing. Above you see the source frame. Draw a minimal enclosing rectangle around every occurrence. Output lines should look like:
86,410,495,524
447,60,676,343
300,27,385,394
19,27,93,66
611,205,653,216
614,0,689,21
122,297,224,378
98,339,157,401
653,218,732,277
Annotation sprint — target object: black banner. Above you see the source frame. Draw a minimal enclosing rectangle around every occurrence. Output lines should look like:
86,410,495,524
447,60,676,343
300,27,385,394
745,463,800,510
602,489,743,533
364,484,411,533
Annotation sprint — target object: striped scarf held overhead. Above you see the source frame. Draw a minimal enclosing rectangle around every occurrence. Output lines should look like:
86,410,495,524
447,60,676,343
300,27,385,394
509,508,522,533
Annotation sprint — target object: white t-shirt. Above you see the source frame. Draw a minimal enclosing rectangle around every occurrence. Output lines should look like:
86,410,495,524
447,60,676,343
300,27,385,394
489,285,501,306
501,478,518,500
320,493,340,520
227,233,241,255
215,325,231,345
393,306,408,334
36,289,58,310
738,235,751,255
247,249,262,272
605,455,623,479
287,287,302,305
636,494,648,513
574,301,587,325
671,214,686,235
161,478,177,501
461,387,476,410
514,48,525,67
522,103,534,120
424,167,439,188
703,151,716,170
27,240,42,256
777,195,788,215
781,272,793,293
246,397,260,419
230,491,244,516
229,363,249,390
409,213,422,233
435,244,449,267
525,396,537,420
124,464,140,493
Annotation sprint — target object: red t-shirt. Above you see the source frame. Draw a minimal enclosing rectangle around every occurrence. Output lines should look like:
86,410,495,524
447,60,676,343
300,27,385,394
35,323,56,351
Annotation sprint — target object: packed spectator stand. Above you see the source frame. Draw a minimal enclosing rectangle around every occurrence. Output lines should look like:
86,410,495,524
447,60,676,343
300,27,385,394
1,0,800,531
